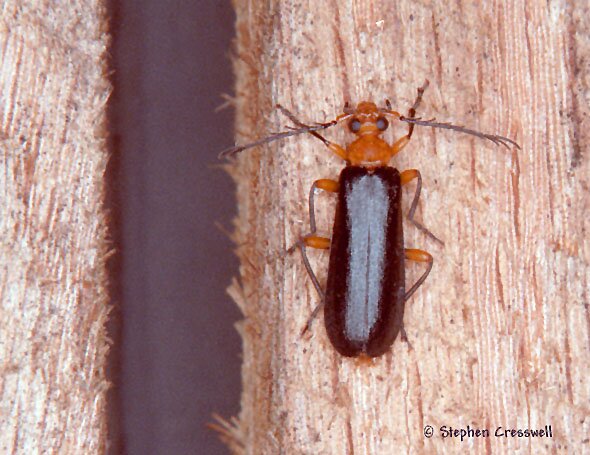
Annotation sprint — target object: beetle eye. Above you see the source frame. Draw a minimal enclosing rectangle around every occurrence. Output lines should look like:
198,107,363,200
348,118,362,133
376,117,389,131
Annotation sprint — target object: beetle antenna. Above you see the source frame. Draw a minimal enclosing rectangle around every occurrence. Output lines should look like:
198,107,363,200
219,104,347,159
399,116,520,149
219,122,339,159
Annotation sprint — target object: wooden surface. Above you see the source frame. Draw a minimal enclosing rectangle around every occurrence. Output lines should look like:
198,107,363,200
0,1,111,453
222,1,590,454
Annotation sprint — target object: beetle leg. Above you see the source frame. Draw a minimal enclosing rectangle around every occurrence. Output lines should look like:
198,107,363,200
284,180,334,333
391,81,430,157
400,169,443,244
403,248,432,350
301,301,323,336
288,238,328,290
297,239,330,301
287,178,337,252
397,249,432,348
390,135,411,157
302,235,330,249
398,326,415,351
298,235,330,298
404,248,433,301
293,179,338,334
277,104,348,161
308,179,339,233
295,238,329,335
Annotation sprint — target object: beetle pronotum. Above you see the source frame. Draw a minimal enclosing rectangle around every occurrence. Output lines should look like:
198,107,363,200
220,81,519,357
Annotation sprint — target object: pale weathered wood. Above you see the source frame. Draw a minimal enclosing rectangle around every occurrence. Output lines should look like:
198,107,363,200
223,1,590,453
0,1,111,453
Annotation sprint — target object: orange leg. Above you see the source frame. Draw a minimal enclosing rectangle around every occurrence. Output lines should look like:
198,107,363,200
314,179,339,192
400,169,443,244
295,237,329,335
404,248,433,302
303,235,330,249
400,168,419,186
293,179,338,333
396,246,433,345
326,143,347,161
308,179,339,233
292,177,336,279
391,135,411,157
287,234,329,297
276,104,348,161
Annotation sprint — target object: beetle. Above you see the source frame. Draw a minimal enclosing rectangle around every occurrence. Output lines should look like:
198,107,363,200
220,81,519,357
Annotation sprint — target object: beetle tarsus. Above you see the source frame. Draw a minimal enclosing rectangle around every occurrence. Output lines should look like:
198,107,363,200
400,327,414,350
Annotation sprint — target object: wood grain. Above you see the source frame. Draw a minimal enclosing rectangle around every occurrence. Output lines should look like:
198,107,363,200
0,1,111,452
222,1,590,453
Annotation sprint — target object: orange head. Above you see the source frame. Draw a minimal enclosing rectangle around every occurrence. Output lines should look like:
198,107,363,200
344,101,391,137
339,101,401,167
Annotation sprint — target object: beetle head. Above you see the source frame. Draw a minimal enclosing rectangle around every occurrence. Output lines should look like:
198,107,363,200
346,101,393,137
